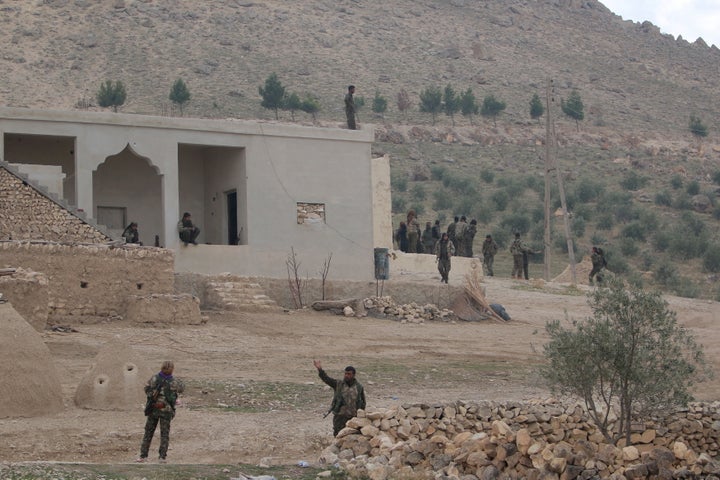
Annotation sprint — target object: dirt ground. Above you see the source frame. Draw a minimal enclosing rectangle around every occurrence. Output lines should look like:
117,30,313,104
1,276,719,467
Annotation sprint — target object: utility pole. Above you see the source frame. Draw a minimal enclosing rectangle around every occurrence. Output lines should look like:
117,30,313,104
543,79,553,281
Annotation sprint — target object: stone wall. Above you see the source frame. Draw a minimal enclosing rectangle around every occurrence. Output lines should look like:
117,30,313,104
0,268,49,331
0,166,110,244
124,293,203,325
322,400,720,480
0,242,174,322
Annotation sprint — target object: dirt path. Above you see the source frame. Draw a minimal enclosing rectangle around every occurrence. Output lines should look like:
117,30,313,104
2,277,719,465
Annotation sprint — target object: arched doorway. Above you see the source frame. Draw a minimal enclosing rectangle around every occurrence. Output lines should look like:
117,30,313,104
93,145,163,246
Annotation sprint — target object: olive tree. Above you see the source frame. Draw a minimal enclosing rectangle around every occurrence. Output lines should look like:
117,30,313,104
541,277,708,445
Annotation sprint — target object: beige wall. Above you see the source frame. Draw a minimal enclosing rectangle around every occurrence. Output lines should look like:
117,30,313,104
372,155,393,249
0,242,174,321
0,107,378,281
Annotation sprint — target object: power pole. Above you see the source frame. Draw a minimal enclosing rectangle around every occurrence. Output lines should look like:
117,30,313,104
543,80,553,281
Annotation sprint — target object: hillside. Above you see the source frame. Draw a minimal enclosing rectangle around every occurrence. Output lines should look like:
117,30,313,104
2,0,719,299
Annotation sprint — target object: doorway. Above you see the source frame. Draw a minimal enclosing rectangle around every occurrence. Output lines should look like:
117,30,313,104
226,190,238,245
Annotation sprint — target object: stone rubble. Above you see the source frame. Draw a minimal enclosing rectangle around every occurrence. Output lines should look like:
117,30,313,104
320,400,720,480
363,296,455,324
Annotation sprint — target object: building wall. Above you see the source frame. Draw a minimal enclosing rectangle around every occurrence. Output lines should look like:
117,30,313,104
0,242,175,321
0,107,378,280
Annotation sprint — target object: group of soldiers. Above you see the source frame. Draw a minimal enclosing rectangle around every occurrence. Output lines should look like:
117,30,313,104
395,212,609,284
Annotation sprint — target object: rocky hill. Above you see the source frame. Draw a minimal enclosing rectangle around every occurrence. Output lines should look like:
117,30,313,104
1,0,718,136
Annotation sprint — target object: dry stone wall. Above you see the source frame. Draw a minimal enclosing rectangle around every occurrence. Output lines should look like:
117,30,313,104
322,400,720,480
0,166,110,244
0,242,174,322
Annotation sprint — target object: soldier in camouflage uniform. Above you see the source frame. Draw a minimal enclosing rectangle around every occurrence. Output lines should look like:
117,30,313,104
589,246,608,285
314,360,366,436
447,216,459,246
345,85,357,130
422,222,435,254
434,232,455,283
464,219,478,257
137,361,185,463
454,216,468,258
481,234,498,276
509,233,532,279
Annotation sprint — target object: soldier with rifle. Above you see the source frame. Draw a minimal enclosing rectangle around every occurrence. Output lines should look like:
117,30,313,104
136,361,185,463
313,359,366,436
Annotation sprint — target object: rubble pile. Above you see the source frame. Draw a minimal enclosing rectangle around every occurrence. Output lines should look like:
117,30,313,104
363,296,454,324
320,400,720,480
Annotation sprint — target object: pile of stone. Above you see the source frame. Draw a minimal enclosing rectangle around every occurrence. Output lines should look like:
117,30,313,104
319,400,720,480
363,296,454,323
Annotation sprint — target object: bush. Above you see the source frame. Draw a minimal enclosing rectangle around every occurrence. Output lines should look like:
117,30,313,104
673,192,692,210
590,233,607,245
615,204,640,223
530,206,545,224
619,237,639,257
605,250,629,274
574,177,605,202
476,208,493,224
638,209,659,234
686,180,700,195
640,250,654,270
653,230,671,252
596,213,614,230
703,244,720,273
392,174,408,192
654,261,678,286
620,171,648,191
391,195,406,213
670,175,683,189
713,171,720,186
571,216,586,238
621,221,647,241
553,234,577,254
499,213,531,235
525,175,543,194
410,184,426,201
430,165,446,181
655,190,672,206
497,176,527,198
480,170,494,184
455,195,482,219
443,173,476,195
573,204,593,222
492,190,509,211
432,189,453,211
674,279,700,299
412,204,426,216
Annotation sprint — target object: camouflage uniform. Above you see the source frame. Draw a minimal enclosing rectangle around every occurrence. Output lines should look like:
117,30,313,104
177,216,200,245
463,222,477,257
454,219,467,259
589,248,607,285
318,369,366,436
435,237,455,283
447,220,458,246
510,236,531,279
407,217,420,253
139,372,185,461
481,237,498,276
421,224,435,254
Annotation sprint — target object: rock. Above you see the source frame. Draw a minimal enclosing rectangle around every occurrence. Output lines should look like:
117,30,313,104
343,306,354,316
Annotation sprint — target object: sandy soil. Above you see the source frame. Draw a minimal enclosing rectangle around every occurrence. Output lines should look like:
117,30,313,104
1,277,719,466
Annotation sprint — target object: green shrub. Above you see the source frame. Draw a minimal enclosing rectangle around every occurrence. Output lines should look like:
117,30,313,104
410,183,426,201
673,192,692,210
621,221,646,241
667,219,709,260
640,250,654,270
525,175,543,194
574,177,605,202
654,261,678,286
625,271,645,289
392,174,408,192
530,206,545,223
455,195,481,218
681,212,706,236
590,233,607,245
492,190,509,211
638,209,659,234
615,204,640,223
499,213,531,235
476,208,493,224
497,176,527,198
619,237,639,257
573,204,593,222
686,180,700,195
572,216,586,237
674,278,700,299
432,189,453,211
605,250,629,274
670,174,683,189
653,230,671,252
413,203,426,216
713,171,720,186
392,195,406,213
655,190,672,206
596,213,614,230
703,244,720,273
490,228,509,249
443,173,476,195
480,170,494,184
430,165,446,181
620,171,648,191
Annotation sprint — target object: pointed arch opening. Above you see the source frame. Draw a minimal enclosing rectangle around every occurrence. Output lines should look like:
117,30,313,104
93,144,164,246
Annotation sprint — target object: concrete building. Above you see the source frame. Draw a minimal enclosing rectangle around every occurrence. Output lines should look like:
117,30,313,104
0,107,390,280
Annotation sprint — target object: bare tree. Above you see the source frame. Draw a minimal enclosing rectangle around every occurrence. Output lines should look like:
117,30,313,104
318,252,333,301
286,247,306,308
